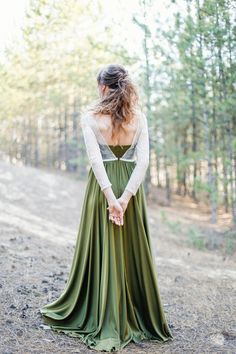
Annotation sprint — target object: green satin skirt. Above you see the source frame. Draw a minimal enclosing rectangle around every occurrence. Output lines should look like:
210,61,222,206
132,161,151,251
40,145,173,352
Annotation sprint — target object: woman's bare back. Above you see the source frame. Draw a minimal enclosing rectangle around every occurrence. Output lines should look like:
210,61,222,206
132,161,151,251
94,114,139,146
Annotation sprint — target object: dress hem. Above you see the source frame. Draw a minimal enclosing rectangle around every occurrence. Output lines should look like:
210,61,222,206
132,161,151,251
40,310,173,352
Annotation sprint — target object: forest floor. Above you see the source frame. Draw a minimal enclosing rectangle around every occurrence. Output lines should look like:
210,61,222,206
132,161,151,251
0,159,235,354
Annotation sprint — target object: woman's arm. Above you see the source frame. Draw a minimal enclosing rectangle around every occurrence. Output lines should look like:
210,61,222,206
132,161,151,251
80,113,117,206
119,112,149,203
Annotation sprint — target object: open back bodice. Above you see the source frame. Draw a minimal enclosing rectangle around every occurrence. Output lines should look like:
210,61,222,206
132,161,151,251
80,109,149,195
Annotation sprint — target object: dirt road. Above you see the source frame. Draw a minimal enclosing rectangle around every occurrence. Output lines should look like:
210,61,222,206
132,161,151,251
0,160,235,354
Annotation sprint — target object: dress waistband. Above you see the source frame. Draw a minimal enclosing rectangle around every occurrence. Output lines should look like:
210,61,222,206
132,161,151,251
107,144,131,159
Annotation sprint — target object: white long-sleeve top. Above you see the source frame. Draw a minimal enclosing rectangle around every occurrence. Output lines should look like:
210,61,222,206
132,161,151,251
80,109,149,196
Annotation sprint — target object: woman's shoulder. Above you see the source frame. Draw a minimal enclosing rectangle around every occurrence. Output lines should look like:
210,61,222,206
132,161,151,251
133,108,147,132
80,108,97,128
132,105,146,121
80,105,146,129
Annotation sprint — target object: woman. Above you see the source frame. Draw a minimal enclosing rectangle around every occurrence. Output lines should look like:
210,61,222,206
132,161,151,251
40,63,173,352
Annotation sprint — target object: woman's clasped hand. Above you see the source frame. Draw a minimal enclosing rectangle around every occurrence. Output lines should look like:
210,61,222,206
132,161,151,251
103,187,132,226
107,197,129,226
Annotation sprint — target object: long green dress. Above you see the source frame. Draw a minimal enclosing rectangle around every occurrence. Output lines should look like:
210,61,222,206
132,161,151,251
40,144,173,352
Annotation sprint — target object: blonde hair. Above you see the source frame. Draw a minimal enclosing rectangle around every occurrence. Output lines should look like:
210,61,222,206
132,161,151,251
87,63,140,140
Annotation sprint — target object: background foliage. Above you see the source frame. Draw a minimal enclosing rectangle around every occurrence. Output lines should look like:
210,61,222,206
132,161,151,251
0,0,235,226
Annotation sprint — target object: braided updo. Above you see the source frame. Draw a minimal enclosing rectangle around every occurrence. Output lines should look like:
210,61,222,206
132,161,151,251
88,63,140,139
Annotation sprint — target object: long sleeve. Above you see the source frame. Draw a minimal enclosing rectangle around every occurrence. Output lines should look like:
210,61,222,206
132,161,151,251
80,113,113,192
123,113,150,195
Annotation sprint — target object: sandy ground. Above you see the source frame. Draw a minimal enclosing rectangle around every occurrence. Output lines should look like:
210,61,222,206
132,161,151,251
0,160,235,354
